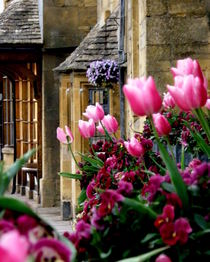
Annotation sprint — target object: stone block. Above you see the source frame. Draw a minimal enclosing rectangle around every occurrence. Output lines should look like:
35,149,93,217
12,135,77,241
147,0,167,16
147,45,170,61
147,60,171,72
169,16,209,44
168,0,206,16
148,71,173,93
147,16,170,45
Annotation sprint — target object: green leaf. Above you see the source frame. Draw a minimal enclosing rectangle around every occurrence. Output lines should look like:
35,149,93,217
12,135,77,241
116,246,169,262
149,117,189,210
161,182,175,193
59,172,82,180
78,153,103,169
157,140,189,210
182,120,210,157
123,198,157,220
194,108,210,143
78,188,87,205
194,214,208,230
141,233,158,244
0,196,39,218
0,149,36,195
191,229,210,239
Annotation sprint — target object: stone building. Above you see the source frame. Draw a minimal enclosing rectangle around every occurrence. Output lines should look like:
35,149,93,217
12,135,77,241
0,0,97,207
56,0,210,219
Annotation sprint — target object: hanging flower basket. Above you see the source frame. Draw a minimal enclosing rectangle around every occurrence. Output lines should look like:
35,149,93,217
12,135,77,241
86,59,119,87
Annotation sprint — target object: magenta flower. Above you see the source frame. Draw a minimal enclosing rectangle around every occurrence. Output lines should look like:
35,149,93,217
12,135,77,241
86,180,97,199
155,254,172,262
101,114,118,134
32,238,72,262
57,125,74,144
117,180,133,196
153,113,171,137
124,137,145,157
174,218,192,245
123,77,162,116
162,92,175,109
171,58,207,89
83,102,104,122
0,220,15,234
90,207,105,230
0,230,29,262
17,215,47,243
76,220,92,240
78,119,95,138
97,190,124,217
167,75,207,111
142,174,165,202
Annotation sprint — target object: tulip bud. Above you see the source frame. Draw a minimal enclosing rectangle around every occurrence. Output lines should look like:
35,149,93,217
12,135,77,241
83,102,104,122
163,92,175,109
101,114,118,134
56,125,74,144
153,113,171,137
78,119,95,139
123,77,162,116
124,137,145,157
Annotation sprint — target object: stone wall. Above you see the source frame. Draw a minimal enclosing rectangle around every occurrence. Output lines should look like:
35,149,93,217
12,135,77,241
125,0,210,135
41,0,97,207
44,0,97,48
97,0,119,24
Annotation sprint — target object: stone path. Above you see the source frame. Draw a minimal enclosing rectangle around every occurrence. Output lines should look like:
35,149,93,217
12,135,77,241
7,193,73,235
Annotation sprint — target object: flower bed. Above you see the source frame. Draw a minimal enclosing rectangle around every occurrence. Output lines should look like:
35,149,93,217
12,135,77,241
0,57,209,262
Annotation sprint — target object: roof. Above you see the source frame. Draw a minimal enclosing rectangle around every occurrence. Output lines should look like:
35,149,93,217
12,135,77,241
55,7,119,72
0,0,42,45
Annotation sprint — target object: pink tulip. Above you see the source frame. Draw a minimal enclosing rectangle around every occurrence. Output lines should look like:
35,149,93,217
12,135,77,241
96,123,105,135
155,254,172,262
171,57,207,89
162,92,175,109
167,75,207,111
78,119,95,138
56,125,74,144
123,77,162,116
205,98,210,110
153,113,171,136
83,102,104,122
124,137,145,157
101,114,118,134
0,230,29,262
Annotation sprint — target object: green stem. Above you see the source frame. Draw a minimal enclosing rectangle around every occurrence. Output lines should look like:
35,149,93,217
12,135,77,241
194,108,210,142
89,138,96,156
165,136,175,162
99,120,113,142
149,116,189,211
68,144,80,169
181,144,185,170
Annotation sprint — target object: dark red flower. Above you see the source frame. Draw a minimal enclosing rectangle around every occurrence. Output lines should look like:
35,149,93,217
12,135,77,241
159,222,178,246
154,205,175,229
97,190,124,217
174,218,192,245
